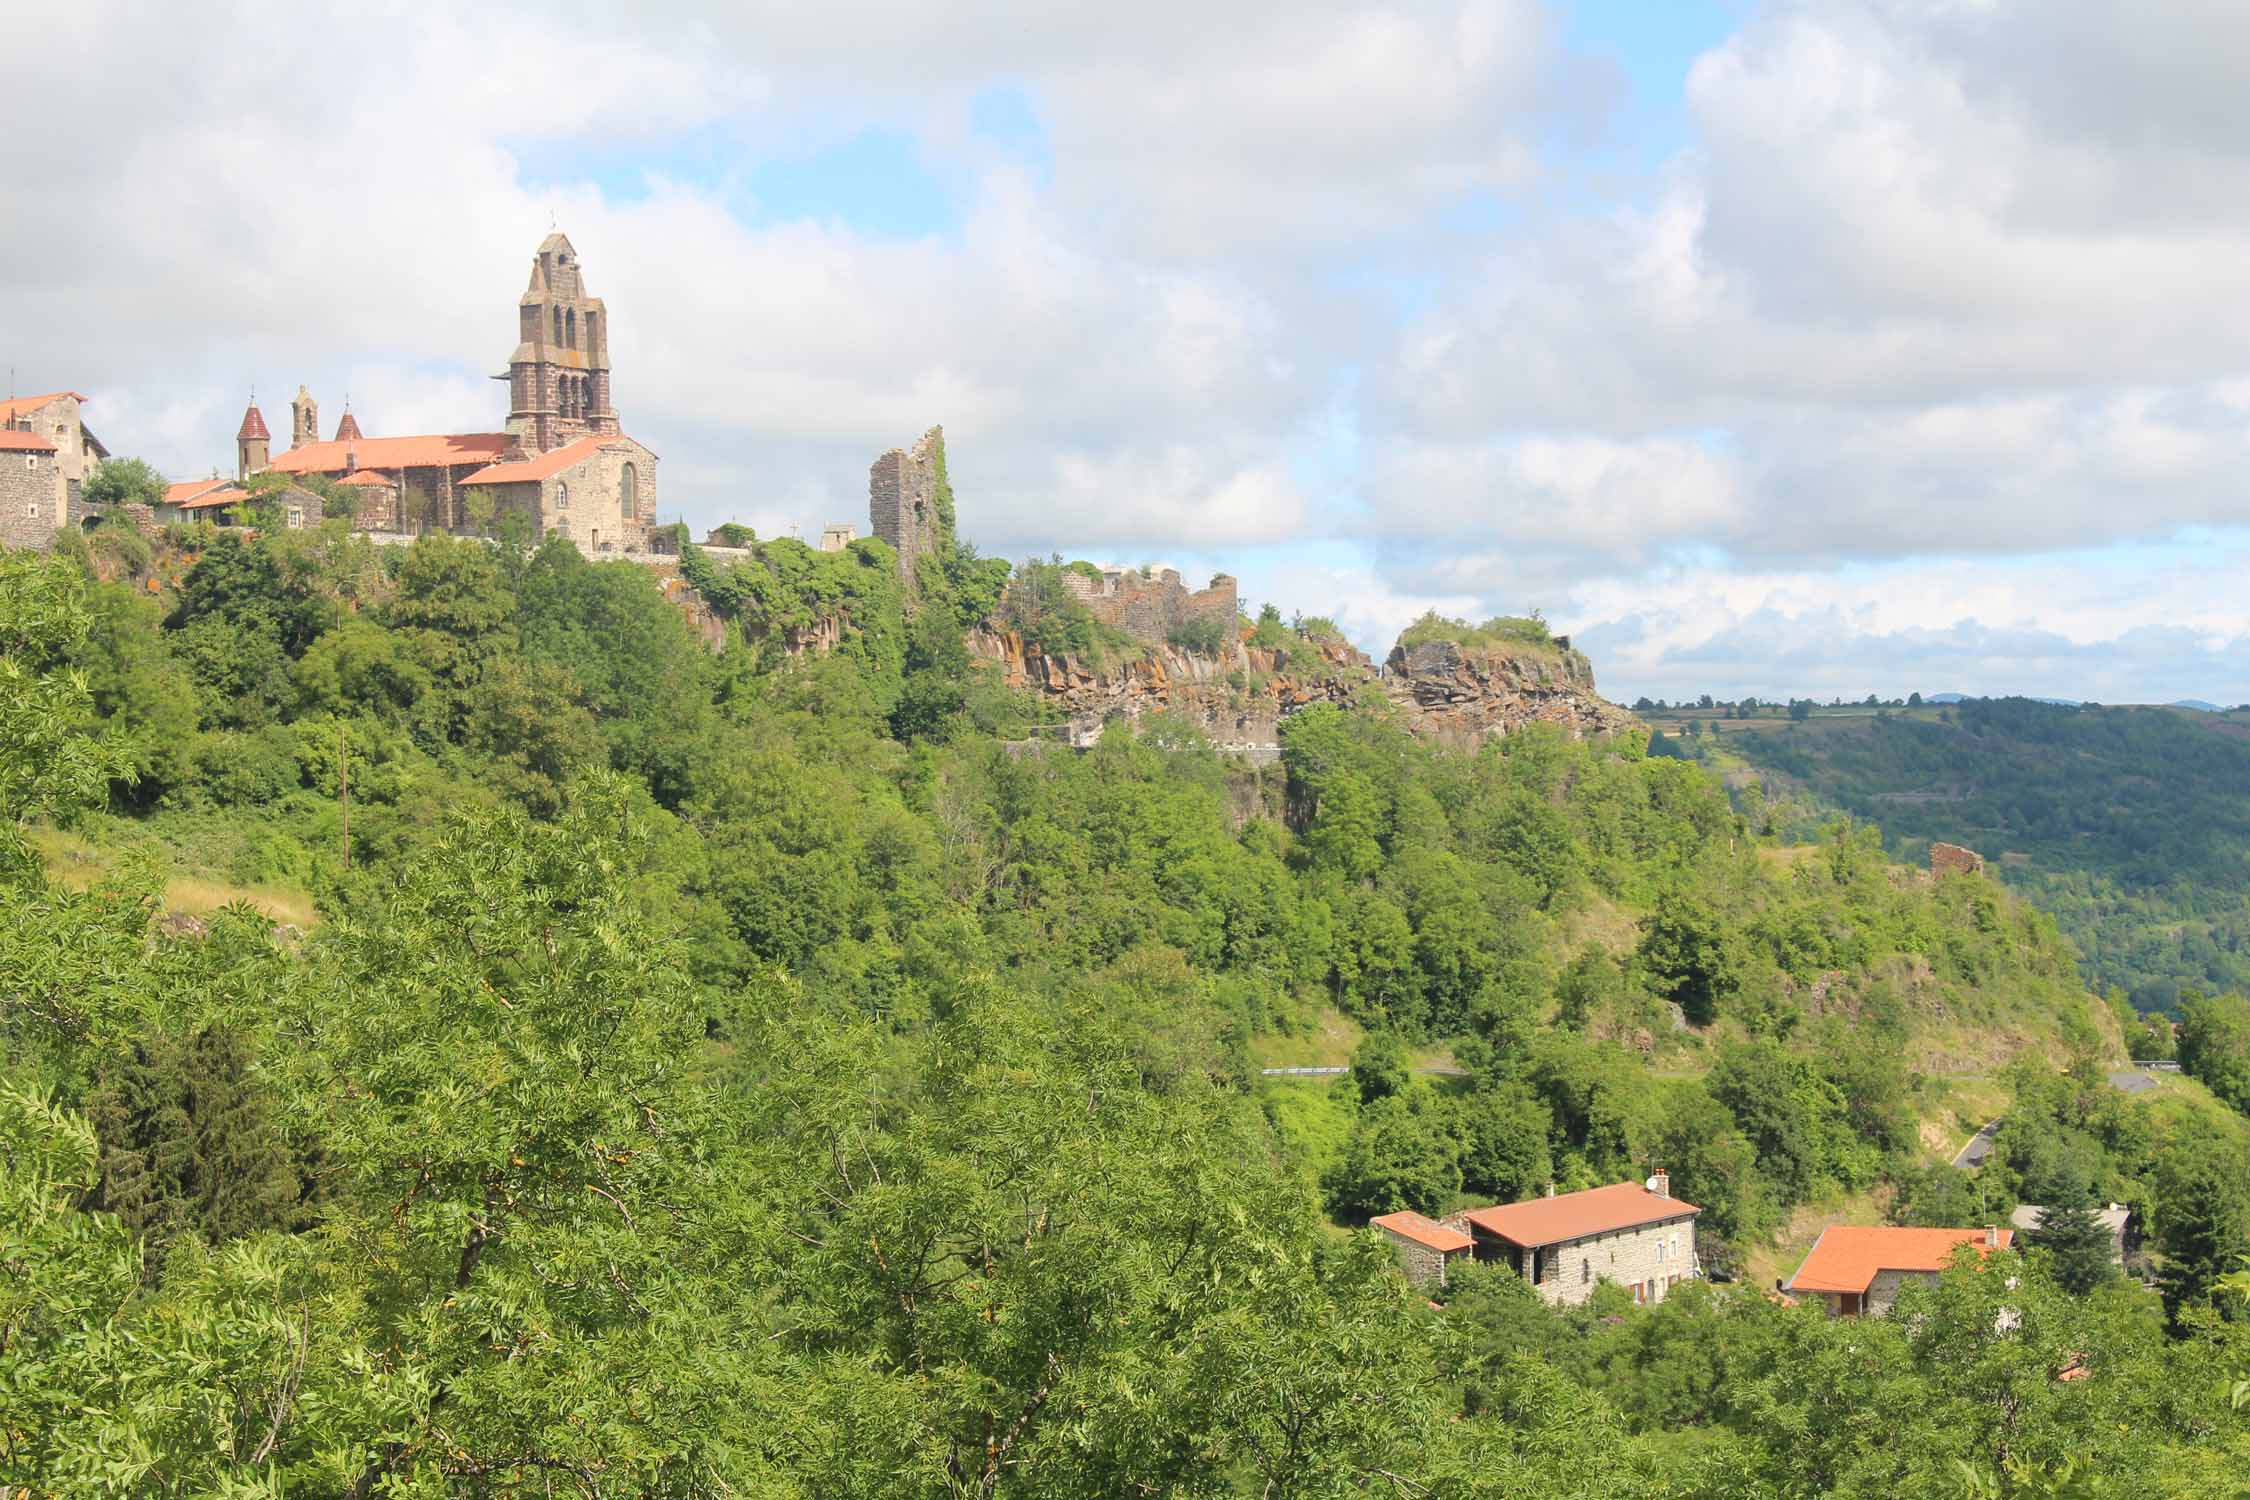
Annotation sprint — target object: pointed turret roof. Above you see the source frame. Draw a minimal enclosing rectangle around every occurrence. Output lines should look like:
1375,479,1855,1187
237,404,271,441
334,409,363,442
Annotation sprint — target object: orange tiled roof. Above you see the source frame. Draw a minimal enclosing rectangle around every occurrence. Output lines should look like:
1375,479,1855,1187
265,432,513,475
1461,1183,1700,1249
176,486,252,512
456,433,624,486
0,429,59,452
1371,1211,1473,1254
0,392,86,421
1787,1226,2013,1295
163,478,238,505
334,469,394,486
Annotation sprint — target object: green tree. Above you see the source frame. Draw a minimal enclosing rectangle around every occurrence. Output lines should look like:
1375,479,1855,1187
2025,1195,2116,1295
1353,1029,1410,1103
80,455,166,509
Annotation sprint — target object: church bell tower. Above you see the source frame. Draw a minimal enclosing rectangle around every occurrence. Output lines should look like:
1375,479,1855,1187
501,232,616,455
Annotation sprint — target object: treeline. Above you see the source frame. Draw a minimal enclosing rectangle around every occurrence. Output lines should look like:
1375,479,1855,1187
8,530,2250,1493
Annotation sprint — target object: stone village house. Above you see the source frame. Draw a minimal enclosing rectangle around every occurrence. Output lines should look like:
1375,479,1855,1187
0,391,109,550
1375,1174,1702,1305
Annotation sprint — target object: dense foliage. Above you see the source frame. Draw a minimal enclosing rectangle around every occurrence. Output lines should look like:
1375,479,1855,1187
1702,698,2250,1008
8,529,2250,1494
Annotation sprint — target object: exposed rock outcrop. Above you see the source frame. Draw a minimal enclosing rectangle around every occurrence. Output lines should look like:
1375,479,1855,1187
968,627,1638,761
1383,639,1638,744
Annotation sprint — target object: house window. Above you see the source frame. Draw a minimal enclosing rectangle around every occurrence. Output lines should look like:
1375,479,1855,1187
26,502,39,518
286,506,304,529
555,482,569,510
1581,1259,1590,1284
619,461,637,519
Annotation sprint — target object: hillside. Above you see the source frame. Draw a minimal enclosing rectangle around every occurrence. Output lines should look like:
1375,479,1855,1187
1648,699,2250,1010
10,525,2250,1495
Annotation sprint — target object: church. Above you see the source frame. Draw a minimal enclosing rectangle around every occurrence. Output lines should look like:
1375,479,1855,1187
235,233,659,551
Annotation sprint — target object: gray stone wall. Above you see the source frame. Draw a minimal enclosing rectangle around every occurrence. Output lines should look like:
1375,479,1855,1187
1378,1228,1453,1288
869,426,943,576
1525,1213,1698,1308
0,448,62,550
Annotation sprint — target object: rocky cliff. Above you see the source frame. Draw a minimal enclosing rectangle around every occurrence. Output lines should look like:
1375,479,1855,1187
968,628,1637,760
1383,638,1638,745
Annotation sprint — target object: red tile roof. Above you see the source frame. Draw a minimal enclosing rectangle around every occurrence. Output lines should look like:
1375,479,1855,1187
176,485,251,512
163,478,238,506
334,469,393,486
264,431,513,475
1371,1211,1473,1254
0,392,86,422
457,433,618,486
237,404,271,441
334,410,364,442
1461,1182,1700,1248
1787,1226,2013,1295
0,429,58,452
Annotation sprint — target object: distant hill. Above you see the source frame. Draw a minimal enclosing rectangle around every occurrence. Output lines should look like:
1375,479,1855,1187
2171,699,2221,712
1705,698,2250,1010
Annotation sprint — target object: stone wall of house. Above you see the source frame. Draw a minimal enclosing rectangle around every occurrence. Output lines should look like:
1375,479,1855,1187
340,478,400,532
1522,1213,1698,1308
1864,1268,1934,1317
0,448,62,550
1930,842,1986,878
869,426,943,576
1063,567,1240,646
1378,1228,1454,1288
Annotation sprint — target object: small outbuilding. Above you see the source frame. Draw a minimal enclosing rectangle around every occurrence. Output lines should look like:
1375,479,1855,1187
1371,1211,1474,1288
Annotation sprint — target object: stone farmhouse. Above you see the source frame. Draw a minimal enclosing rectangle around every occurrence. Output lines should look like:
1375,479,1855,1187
232,232,657,549
1375,1174,1701,1306
0,391,110,550
1786,1224,2013,1317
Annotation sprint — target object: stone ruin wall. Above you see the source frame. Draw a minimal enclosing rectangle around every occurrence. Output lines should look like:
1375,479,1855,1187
1064,567,1238,647
868,425,943,575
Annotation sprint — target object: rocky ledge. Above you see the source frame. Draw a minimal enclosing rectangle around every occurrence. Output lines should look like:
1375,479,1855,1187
969,628,1637,760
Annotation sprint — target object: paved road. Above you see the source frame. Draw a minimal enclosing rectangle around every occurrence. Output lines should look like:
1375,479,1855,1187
2108,1070,2159,1095
1953,1118,2002,1169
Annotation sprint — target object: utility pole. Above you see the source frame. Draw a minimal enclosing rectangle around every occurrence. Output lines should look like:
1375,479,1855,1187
339,723,351,872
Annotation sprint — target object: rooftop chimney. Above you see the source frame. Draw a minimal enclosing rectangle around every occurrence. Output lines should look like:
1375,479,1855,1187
1985,1225,2000,1248
1649,1170,1671,1199
1545,1183,1556,1198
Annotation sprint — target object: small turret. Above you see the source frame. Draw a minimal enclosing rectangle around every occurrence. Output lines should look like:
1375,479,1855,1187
236,401,271,479
334,404,363,442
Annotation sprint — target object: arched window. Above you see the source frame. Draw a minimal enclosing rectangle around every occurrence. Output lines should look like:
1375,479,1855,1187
552,306,564,343
619,462,637,519
566,308,577,349
555,481,569,510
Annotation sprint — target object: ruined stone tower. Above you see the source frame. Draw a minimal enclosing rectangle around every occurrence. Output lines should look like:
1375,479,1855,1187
236,402,270,480
869,425,945,577
290,387,319,450
502,232,617,455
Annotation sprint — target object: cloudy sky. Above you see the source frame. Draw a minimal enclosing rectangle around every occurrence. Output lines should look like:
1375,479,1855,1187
5,0,2247,704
